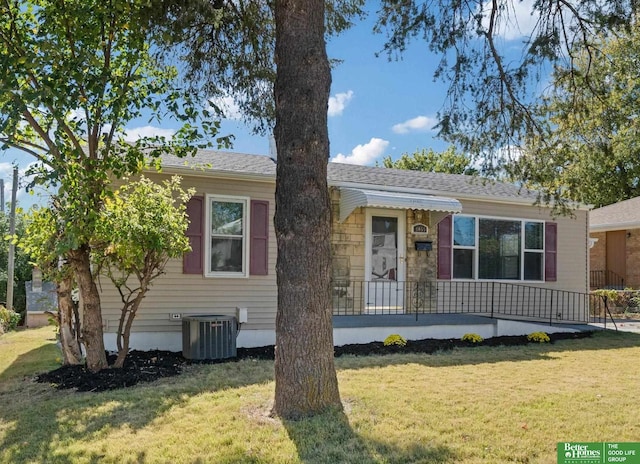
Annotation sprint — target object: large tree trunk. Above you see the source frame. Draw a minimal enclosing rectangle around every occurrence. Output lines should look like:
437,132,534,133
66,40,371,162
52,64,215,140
272,0,341,419
69,245,108,372
57,274,83,365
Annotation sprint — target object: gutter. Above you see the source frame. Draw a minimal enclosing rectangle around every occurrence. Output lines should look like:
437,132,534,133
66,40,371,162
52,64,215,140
150,165,276,184
589,221,640,233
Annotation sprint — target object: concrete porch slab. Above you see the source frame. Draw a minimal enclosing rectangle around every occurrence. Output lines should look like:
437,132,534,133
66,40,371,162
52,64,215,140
333,313,496,328
331,313,585,346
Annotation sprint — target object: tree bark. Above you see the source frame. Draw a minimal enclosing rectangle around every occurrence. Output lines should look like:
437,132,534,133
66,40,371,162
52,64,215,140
57,274,83,365
69,245,108,372
113,287,148,368
272,0,342,418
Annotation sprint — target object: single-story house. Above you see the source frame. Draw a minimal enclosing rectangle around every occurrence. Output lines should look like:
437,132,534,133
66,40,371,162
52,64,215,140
25,267,58,328
589,196,640,289
98,150,590,352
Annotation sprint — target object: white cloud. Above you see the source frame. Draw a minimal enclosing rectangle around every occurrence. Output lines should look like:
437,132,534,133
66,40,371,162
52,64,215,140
67,108,85,122
496,145,524,163
0,162,14,177
0,163,14,202
331,138,389,165
124,125,175,142
0,161,40,203
209,96,242,120
328,90,354,117
480,0,537,41
392,115,438,134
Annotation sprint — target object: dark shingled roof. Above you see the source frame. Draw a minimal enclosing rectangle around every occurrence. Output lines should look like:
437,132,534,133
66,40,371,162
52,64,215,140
160,150,276,178
326,162,539,201
590,196,640,231
25,281,58,313
160,149,541,203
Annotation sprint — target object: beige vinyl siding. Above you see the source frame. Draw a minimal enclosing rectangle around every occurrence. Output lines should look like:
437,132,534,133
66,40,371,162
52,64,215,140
99,173,278,333
430,200,589,321
99,174,588,332
457,200,589,293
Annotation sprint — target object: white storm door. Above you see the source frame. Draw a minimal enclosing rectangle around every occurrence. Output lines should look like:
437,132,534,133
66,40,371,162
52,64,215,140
365,209,406,313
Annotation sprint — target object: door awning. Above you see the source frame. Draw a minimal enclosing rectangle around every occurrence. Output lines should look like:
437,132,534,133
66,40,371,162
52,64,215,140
339,188,462,222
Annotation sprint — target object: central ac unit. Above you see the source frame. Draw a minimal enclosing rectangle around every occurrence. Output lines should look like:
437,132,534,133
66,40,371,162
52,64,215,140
182,315,237,360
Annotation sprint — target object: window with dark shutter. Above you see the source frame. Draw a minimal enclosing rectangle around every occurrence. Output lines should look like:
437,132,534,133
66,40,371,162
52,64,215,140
250,200,269,275
183,196,204,274
437,215,452,280
545,222,557,281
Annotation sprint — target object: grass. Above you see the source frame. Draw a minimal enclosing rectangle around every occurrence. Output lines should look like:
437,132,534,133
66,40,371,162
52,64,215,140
0,326,59,384
1,327,640,463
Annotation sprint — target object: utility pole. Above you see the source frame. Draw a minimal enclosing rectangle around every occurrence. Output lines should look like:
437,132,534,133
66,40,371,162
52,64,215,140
0,179,4,212
6,167,18,311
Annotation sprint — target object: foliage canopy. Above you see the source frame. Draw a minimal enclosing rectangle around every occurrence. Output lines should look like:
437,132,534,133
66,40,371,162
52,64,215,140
374,0,636,190
1,0,223,371
381,146,478,175
514,24,640,208
95,176,193,367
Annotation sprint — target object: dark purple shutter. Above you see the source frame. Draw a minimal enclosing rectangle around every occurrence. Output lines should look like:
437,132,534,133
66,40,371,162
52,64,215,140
183,196,204,274
437,215,452,280
545,222,557,282
250,200,269,275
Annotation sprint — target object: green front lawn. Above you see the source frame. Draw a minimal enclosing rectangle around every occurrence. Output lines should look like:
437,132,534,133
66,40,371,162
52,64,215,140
1,327,639,463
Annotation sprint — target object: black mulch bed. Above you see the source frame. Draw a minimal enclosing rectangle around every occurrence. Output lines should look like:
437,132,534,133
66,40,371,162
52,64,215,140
35,331,593,393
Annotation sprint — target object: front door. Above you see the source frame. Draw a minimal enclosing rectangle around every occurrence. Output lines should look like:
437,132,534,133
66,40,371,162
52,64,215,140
365,209,406,313
606,230,626,285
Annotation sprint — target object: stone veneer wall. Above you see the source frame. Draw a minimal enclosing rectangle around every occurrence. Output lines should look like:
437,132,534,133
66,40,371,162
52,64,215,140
330,189,440,283
330,188,441,312
330,188,366,285
404,209,438,283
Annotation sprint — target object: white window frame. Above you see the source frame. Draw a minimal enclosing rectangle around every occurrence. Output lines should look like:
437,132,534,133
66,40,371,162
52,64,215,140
523,220,545,281
205,194,250,278
452,215,476,279
452,214,546,282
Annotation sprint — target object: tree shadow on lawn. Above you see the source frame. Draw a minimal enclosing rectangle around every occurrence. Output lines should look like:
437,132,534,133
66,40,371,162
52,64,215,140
0,342,58,384
283,407,456,464
2,330,637,462
0,357,275,464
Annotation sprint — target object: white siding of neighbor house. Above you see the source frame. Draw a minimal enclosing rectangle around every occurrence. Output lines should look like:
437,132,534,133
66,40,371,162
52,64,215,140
98,172,278,335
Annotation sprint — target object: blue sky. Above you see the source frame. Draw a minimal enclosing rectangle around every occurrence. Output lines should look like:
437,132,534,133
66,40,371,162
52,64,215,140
1,1,537,209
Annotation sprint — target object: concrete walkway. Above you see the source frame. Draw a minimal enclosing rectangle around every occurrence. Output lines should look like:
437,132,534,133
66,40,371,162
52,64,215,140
590,318,640,334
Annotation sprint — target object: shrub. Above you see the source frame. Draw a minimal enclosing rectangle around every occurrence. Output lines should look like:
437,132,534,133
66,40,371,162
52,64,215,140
461,333,484,344
593,289,640,313
527,331,550,343
0,305,21,333
383,334,407,347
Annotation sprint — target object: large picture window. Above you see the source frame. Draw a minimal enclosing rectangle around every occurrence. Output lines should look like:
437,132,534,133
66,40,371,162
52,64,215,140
452,215,545,281
207,195,248,277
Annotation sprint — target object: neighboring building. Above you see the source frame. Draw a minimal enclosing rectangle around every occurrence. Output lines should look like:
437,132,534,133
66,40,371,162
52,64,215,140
97,150,590,352
25,267,57,328
589,196,640,289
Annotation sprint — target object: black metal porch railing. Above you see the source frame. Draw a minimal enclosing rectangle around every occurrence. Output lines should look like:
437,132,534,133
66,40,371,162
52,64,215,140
590,269,625,290
332,280,612,325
